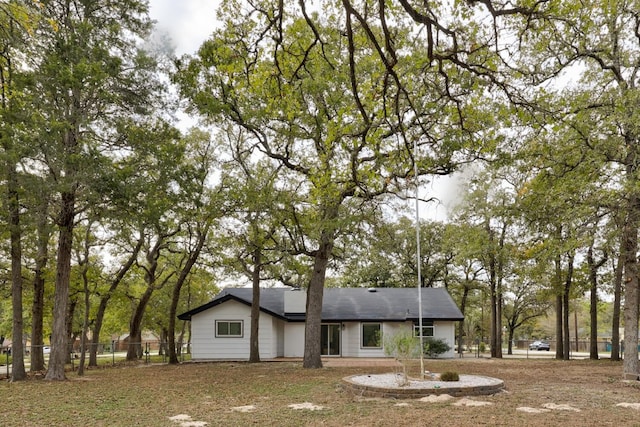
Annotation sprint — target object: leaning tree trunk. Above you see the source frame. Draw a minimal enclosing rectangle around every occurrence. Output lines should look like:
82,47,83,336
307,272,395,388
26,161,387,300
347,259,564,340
127,286,155,361
89,235,142,366
168,224,208,364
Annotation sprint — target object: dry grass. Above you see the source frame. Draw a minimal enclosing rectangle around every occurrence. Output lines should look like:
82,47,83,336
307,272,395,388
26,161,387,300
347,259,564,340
0,357,638,426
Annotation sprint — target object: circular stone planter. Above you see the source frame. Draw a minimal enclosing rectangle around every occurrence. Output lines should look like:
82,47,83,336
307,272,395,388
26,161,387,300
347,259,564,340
343,373,504,399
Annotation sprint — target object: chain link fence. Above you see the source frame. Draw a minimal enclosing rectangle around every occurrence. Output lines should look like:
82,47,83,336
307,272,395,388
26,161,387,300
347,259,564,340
0,342,190,379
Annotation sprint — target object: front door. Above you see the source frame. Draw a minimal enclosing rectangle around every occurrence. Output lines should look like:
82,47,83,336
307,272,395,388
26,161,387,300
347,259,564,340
321,323,341,356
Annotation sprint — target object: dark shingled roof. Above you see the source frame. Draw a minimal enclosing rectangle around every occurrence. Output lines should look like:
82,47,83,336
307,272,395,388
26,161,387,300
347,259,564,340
178,287,463,322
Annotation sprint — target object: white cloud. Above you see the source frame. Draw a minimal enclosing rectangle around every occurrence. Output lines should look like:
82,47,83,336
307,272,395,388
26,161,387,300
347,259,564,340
148,0,221,56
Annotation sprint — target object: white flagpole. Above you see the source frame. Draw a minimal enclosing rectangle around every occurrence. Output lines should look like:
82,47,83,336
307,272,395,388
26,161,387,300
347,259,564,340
414,140,424,379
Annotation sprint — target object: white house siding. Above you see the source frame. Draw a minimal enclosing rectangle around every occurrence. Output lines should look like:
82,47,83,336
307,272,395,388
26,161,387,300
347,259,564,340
342,321,457,359
190,300,457,360
273,317,285,357
190,300,279,360
432,321,456,358
282,323,305,357
341,323,358,357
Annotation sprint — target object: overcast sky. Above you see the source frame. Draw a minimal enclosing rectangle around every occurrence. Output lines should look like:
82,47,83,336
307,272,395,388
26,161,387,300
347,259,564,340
148,0,221,56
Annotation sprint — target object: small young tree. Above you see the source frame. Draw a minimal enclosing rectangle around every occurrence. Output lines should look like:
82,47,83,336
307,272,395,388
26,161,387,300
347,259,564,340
384,329,420,386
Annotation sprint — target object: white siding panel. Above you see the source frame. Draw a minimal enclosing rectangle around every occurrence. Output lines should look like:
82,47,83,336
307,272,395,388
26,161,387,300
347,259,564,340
190,300,278,360
274,318,285,357
433,321,456,358
341,323,359,357
372,321,457,359
284,323,305,357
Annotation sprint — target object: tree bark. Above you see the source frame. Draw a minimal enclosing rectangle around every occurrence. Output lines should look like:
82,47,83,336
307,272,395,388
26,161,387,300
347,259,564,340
553,252,564,360
611,241,624,361
46,190,76,380
127,286,154,360
303,232,333,369
30,198,50,372
457,284,469,356
78,229,92,376
249,247,262,363
8,163,26,381
622,196,639,379
587,244,607,360
90,235,143,366
168,224,209,364
562,253,573,360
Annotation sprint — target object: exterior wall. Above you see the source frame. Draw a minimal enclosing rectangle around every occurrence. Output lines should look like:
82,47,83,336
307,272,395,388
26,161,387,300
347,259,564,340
273,317,285,357
283,323,305,357
432,321,456,358
189,300,458,360
190,300,279,360
342,320,457,359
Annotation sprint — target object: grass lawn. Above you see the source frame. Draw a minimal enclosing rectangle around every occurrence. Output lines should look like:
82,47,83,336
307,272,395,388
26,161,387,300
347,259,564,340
0,357,638,426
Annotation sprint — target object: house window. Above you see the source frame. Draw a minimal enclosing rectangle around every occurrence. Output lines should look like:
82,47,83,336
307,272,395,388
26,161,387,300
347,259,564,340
362,323,382,348
216,320,243,337
414,321,434,338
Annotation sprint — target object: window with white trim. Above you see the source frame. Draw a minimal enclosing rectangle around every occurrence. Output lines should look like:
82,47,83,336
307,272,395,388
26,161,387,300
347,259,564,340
361,323,382,348
216,320,243,337
414,320,434,338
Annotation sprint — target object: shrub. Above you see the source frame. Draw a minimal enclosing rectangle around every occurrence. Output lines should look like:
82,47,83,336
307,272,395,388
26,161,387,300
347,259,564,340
423,337,451,358
440,371,459,382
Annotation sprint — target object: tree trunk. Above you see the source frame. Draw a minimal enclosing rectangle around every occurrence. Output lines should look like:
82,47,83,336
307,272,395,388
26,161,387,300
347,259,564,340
562,253,573,360
89,235,143,366
45,190,76,381
303,233,333,369
78,255,92,376
495,279,503,358
66,298,78,363
611,243,624,361
457,285,469,356
8,163,26,381
554,254,564,360
159,328,168,356
249,247,261,363
127,286,154,361
507,328,514,355
589,254,598,359
494,223,507,359
30,198,50,372
587,244,607,360
622,199,639,379
168,224,208,364
486,221,499,358
489,277,498,357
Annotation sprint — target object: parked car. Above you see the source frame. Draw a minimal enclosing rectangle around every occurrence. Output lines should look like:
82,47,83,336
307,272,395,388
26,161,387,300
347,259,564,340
529,340,550,351
43,346,51,354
